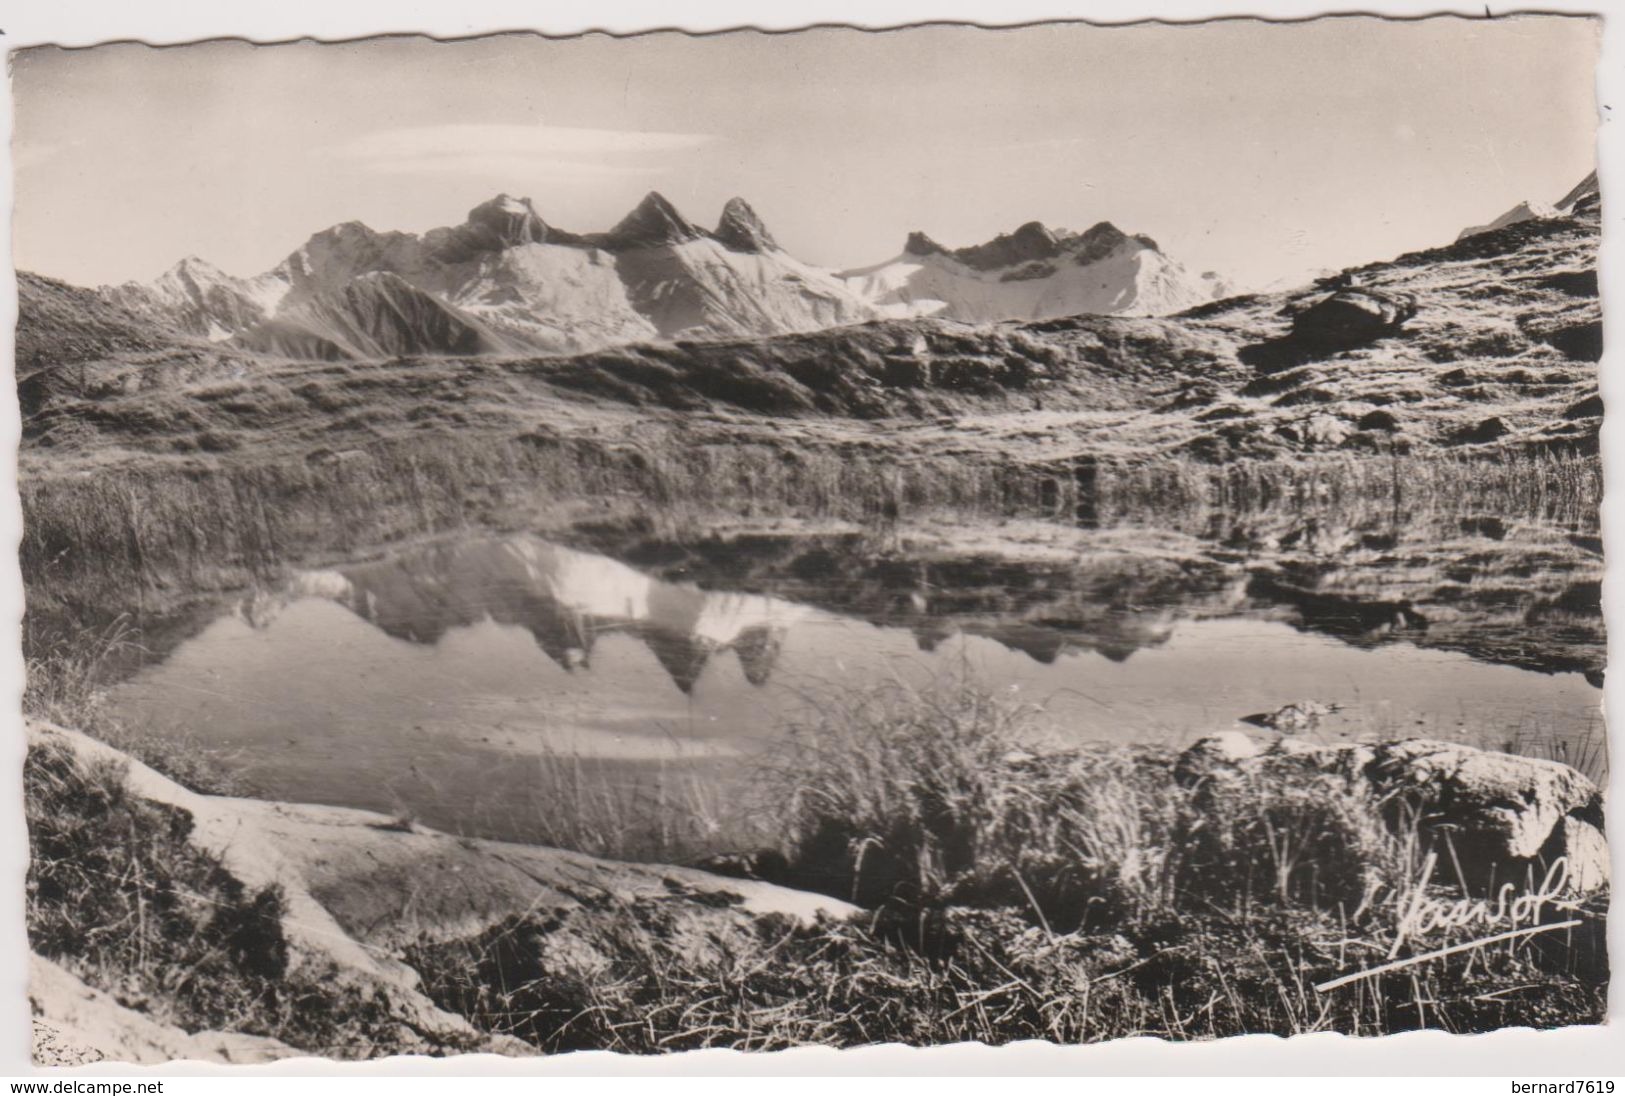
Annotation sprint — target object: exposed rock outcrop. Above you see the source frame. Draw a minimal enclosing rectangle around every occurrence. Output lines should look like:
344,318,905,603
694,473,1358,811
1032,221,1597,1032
425,194,551,262
31,956,295,1066
26,720,856,1064
1290,288,1418,348
1458,170,1601,241
713,196,779,253
605,190,707,248
1176,734,1608,893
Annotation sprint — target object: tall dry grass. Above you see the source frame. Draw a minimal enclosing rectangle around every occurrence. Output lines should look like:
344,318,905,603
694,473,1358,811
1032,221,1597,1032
21,433,1050,618
22,430,1601,634
761,677,1414,931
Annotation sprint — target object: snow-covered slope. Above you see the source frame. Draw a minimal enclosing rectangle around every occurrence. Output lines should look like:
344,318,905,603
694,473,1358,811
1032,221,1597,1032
105,257,278,342
841,220,1228,323
103,193,882,360
233,271,531,361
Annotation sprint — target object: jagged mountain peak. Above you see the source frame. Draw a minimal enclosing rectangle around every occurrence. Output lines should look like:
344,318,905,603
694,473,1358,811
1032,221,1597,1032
1076,220,1127,253
904,231,948,258
713,197,778,253
169,254,223,275
152,255,235,292
464,193,550,247
316,220,383,242
956,221,1063,271
1556,171,1600,216
92,189,1228,362
609,190,703,247
1458,171,1600,242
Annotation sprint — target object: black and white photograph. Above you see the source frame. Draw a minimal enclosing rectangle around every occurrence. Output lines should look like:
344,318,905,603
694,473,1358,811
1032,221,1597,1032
9,11,1611,1065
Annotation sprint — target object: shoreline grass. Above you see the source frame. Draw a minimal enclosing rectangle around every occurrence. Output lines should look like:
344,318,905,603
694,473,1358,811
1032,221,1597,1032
20,432,1601,657
404,678,1608,1050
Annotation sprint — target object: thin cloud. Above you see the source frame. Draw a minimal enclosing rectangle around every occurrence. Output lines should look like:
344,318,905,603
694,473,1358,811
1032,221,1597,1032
344,122,718,178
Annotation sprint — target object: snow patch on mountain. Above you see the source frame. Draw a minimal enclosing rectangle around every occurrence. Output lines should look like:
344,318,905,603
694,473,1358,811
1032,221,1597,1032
1457,171,1601,242
843,220,1226,322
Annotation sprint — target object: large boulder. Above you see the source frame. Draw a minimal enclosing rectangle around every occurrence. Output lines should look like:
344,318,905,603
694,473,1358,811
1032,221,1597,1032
1290,288,1418,348
1173,730,1263,785
1363,739,1601,859
1176,734,1608,893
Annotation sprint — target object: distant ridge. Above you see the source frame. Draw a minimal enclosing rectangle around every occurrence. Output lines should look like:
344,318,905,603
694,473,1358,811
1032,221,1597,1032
66,192,1231,362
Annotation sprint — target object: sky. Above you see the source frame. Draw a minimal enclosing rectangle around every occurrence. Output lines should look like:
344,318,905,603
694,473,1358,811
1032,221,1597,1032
11,16,1601,291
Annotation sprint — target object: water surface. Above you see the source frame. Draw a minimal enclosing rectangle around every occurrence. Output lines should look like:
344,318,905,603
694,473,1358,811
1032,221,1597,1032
109,524,1605,845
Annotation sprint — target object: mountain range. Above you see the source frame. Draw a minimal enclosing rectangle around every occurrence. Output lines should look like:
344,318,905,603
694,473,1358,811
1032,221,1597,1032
92,192,1232,361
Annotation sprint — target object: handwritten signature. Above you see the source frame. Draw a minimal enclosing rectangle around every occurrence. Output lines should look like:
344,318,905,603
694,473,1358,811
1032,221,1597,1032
1389,852,1581,959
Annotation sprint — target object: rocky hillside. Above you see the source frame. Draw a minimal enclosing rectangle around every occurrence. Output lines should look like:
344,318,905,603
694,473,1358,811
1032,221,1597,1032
842,218,1230,322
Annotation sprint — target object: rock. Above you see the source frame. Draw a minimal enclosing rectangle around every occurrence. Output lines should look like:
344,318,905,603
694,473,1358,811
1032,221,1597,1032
1173,735,1605,893
1457,199,1559,242
462,193,550,249
1357,408,1400,432
691,848,791,884
1174,731,1263,785
1303,413,1353,448
30,955,295,1065
951,221,1064,271
1540,321,1603,362
605,190,706,246
713,197,779,253
1556,170,1600,216
1563,393,1603,420
1290,288,1418,347
1546,817,1609,894
29,721,859,1059
1458,516,1508,540
1365,739,1601,860
1240,700,1340,734
903,230,949,257
1456,416,1511,444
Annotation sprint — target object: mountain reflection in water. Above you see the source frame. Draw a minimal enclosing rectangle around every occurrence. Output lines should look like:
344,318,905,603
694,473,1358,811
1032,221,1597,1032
107,530,1603,845
256,538,810,693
